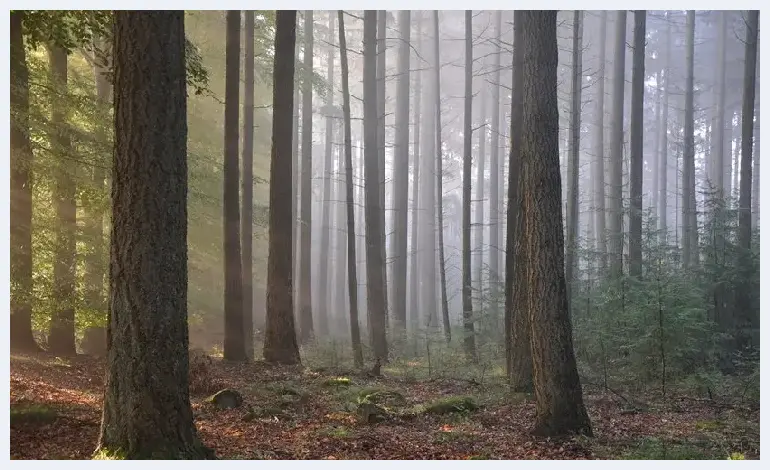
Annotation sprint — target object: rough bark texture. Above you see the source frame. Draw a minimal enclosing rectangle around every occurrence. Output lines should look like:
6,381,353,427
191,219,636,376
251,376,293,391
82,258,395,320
593,11,608,268
97,11,213,459
608,10,627,277
47,45,77,355
299,10,315,343
565,11,582,298
462,10,477,361
489,11,502,323
263,11,301,366
364,10,389,363
519,11,592,438
507,12,531,390
628,10,646,279
10,11,39,352
242,10,256,360
223,10,246,362
682,11,698,269
339,11,364,367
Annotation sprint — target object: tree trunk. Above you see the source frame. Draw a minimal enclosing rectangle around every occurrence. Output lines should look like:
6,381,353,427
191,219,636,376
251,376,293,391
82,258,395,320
609,10,627,277
46,45,77,355
263,10,302,365
97,11,214,458
391,10,410,334
565,10,583,297
409,12,422,333
628,10,646,279
593,10,608,271
223,10,246,361
715,12,727,198
291,16,301,324
752,67,760,227
462,10,477,361
241,10,255,360
299,10,315,343
475,77,487,319
339,11,364,367
507,11,531,390
10,11,39,352
377,11,389,323
519,11,592,438
683,10,698,269
434,11,451,343
658,14,670,244
364,10,388,363
489,10,503,325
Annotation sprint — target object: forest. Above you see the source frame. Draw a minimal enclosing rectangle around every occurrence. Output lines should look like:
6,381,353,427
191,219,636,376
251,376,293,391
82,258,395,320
9,9,760,460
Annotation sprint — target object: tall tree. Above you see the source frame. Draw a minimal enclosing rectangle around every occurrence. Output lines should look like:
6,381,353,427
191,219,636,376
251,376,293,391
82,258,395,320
339,10,365,367
46,45,77,354
519,11,592,437
714,12,728,198
377,10,389,321
475,71,487,317
628,10,646,278
299,10,315,343
489,10,503,323
507,11,531,390
241,10,255,360
364,10,388,364
593,11,608,268
291,15,301,323
223,10,246,361
391,10,411,333
434,10,451,343
462,10,477,361
565,10,583,296
658,14,671,243
96,11,213,458
752,58,760,227
408,12,423,332
10,11,39,352
264,10,302,366
682,10,698,268
609,10,627,276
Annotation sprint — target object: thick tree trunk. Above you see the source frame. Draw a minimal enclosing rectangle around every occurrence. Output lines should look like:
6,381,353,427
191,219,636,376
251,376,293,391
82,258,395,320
264,10,302,366
593,11,608,270
658,15,670,244
97,12,213,458
609,10,627,277
223,10,246,361
507,11,531,390
462,10,477,361
10,11,39,352
299,10,315,343
489,10,503,324
565,10,583,297
519,11,592,437
339,11,364,367
47,45,77,355
364,10,389,363
628,10,646,279
683,11,698,268
241,10,256,360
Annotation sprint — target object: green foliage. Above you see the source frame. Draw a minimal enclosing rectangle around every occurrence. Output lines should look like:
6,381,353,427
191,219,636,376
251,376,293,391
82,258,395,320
21,10,111,53
422,396,479,415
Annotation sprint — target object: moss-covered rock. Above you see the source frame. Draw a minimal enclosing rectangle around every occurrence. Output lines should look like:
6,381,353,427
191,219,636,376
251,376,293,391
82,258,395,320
422,396,479,415
207,389,243,409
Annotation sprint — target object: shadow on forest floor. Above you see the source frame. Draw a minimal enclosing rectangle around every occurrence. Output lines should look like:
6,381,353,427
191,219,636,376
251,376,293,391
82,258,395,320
9,352,760,460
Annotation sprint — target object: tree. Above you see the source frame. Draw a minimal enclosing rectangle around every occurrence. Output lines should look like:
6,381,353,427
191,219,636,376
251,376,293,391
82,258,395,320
339,10,365,367
96,11,213,458
299,10,314,343
241,10,255,360
565,10,583,296
474,53,487,321
682,10,698,268
462,10,477,361
391,10,410,334
628,10,646,278
364,10,388,364
519,11,592,437
488,10,503,323
377,11,389,322
593,10,608,269
10,11,39,352
658,14,671,243
263,10,302,366
223,10,246,361
409,12,423,332
507,11,531,390
609,10,627,277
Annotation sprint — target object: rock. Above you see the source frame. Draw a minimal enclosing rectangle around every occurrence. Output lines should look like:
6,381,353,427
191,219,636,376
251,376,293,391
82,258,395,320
207,389,243,409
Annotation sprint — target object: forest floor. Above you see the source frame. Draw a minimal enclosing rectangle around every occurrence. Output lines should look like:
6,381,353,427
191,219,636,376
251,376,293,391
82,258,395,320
9,351,760,460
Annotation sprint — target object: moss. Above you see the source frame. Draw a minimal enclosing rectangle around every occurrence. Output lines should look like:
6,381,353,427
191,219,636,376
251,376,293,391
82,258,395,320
10,404,58,426
622,437,717,460
318,425,352,438
694,420,723,431
357,388,406,406
422,396,479,415
322,377,352,387
93,448,127,460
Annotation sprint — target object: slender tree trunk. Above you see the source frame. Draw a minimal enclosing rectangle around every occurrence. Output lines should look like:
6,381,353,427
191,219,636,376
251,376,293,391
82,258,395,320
299,10,315,343
434,11,451,343
291,16,301,324
683,10,698,269
628,10,646,279
391,10,411,334
364,10,389,363
715,12,727,199
609,10,627,277
241,10,256,360
462,10,477,362
377,10,389,323
264,10,302,366
339,11,364,367
519,11,592,438
752,70,760,227
489,10,503,324
507,11,531,390
652,71,661,220
97,12,214,458
658,14,670,243
565,10,583,297
409,13,422,333
10,11,39,352
475,79,487,318
223,10,246,361
593,10,608,271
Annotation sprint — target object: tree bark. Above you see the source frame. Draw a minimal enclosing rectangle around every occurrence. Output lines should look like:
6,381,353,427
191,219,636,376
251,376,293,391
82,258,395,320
609,10,627,277
408,12,422,333
475,73,487,319
489,10,503,324
377,11,389,323
565,10,583,297
519,11,592,438
97,11,214,458
593,11,608,271
682,11,698,269
462,10,477,361
241,10,256,360
299,10,315,343
628,10,646,279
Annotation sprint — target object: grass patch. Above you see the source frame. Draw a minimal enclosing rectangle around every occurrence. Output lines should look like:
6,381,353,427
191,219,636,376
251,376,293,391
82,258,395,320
10,404,59,426
621,437,719,460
